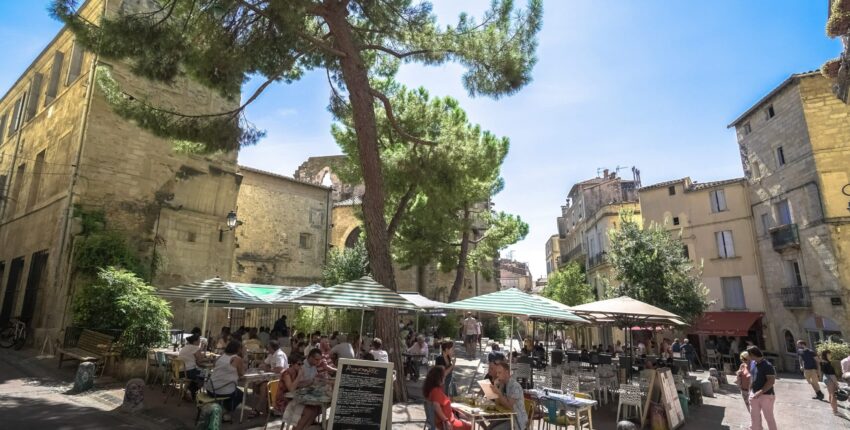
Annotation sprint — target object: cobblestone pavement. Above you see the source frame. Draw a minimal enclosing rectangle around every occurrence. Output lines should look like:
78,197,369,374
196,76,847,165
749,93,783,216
2,346,849,429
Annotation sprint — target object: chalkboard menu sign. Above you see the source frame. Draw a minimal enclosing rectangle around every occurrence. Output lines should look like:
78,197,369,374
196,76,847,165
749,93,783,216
656,368,684,429
327,358,394,430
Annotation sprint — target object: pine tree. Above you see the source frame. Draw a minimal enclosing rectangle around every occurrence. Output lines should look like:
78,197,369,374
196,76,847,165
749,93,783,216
52,0,542,399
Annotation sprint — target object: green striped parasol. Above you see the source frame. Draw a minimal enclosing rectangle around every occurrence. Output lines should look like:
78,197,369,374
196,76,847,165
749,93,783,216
442,288,588,324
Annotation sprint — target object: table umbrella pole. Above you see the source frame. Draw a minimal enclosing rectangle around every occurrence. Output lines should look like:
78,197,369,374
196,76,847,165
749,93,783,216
359,307,365,338
201,299,209,340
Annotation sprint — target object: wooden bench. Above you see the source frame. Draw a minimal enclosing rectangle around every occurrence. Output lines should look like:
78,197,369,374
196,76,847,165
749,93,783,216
57,329,115,369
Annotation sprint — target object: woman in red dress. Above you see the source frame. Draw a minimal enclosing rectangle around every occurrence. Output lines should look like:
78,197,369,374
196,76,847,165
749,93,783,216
274,352,303,414
423,365,472,430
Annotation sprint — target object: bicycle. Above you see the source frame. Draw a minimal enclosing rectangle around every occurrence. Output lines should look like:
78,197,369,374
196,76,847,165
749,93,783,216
0,318,27,350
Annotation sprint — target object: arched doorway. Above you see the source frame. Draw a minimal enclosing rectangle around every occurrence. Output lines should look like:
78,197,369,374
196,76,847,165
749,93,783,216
344,227,362,249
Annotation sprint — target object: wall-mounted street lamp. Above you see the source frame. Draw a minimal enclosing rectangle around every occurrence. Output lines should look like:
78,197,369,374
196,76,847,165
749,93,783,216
843,184,850,213
219,210,242,241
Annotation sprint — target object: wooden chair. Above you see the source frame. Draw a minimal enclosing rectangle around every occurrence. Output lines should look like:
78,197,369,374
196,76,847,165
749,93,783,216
525,398,546,430
265,379,280,429
196,377,236,424
165,358,191,405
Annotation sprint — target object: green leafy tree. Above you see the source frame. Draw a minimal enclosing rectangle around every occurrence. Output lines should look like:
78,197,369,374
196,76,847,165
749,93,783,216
825,0,850,102
322,239,369,287
542,262,594,307
52,0,541,399
72,267,172,358
607,212,710,323
332,85,527,301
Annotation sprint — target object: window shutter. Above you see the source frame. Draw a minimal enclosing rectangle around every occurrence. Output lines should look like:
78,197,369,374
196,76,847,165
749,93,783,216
724,231,735,257
716,189,726,211
715,232,725,258
8,96,24,137
721,277,746,309
25,73,44,122
67,42,84,85
44,51,65,105
0,113,6,144
710,191,718,212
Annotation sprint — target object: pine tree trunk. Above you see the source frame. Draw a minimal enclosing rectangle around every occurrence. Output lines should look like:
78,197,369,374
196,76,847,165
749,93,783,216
448,205,472,302
323,4,407,401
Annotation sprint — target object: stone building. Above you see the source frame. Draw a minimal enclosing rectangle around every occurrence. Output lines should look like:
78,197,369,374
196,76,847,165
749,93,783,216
498,258,533,292
544,234,560,276
295,156,499,301
556,169,641,297
729,72,850,369
0,0,241,345
232,166,332,286
639,177,774,355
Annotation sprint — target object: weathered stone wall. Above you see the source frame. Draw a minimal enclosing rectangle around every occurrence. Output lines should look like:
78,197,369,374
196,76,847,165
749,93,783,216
232,167,331,286
734,73,849,369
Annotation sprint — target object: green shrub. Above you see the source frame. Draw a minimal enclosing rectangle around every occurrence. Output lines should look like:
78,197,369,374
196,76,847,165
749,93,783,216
72,267,172,358
816,339,850,362
435,315,461,339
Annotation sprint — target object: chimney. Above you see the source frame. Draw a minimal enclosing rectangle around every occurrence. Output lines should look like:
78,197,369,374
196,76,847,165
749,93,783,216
603,169,609,178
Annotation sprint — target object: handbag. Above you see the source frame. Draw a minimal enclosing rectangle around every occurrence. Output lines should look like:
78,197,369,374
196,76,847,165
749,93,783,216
836,388,849,402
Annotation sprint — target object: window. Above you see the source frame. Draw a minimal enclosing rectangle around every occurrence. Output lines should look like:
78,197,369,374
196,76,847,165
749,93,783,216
0,113,6,144
715,230,735,258
66,42,84,85
775,200,792,225
682,244,690,259
299,233,312,249
765,104,775,120
672,216,680,226
668,186,676,196
786,260,803,287
709,189,727,213
761,213,772,234
9,163,26,214
8,96,24,137
776,146,786,166
751,161,761,179
742,122,752,135
24,73,43,122
721,277,746,310
44,51,64,105
26,151,44,210
783,330,796,353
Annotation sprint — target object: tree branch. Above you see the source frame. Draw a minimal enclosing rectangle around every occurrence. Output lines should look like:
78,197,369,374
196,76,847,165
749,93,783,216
360,44,451,59
369,88,437,146
234,0,346,57
387,183,416,238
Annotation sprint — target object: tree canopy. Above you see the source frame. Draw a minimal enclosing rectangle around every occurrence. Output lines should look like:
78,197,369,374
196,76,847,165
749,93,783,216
607,212,709,323
322,238,369,287
541,261,594,307
331,85,528,301
53,0,542,399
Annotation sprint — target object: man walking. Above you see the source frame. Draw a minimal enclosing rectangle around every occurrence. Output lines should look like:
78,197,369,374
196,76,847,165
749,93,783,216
748,346,777,430
463,313,479,358
797,340,824,400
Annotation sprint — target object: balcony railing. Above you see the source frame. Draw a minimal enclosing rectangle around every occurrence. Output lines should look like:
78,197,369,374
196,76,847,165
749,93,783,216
588,253,608,269
770,223,799,251
561,245,584,264
780,286,811,308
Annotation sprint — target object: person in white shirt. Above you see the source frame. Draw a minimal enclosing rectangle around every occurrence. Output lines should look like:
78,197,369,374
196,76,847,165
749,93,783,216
565,336,574,350
370,338,389,362
462,313,479,358
841,355,850,382
330,334,356,361
405,335,429,380
177,335,206,399
250,340,287,415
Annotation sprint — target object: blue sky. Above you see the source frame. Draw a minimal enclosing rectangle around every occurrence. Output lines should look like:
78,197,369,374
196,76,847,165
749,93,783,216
1,1,842,279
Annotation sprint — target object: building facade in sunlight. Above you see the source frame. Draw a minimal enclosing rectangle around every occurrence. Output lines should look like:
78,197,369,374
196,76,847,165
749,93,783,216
730,71,850,370
0,0,243,344
639,177,776,358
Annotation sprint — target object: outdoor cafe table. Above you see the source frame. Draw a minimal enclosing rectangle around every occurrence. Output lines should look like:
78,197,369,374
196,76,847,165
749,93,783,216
451,400,516,430
284,386,333,429
239,370,278,423
525,389,596,430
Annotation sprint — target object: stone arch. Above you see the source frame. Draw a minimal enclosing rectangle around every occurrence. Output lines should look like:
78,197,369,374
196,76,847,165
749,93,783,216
344,226,362,249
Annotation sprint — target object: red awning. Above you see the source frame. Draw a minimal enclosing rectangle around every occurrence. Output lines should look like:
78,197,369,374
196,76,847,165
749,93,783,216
690,312,763,336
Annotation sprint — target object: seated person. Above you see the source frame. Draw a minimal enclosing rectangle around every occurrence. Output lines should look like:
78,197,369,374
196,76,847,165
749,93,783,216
206,340,246,422
177,334,207,399
488,361,528,430
406,335,429,380
370,338,389,362
424,366,472,430
330,334,356,360
244,332,264,353
248,340,288,416
284,350,322,430
488,343,507,363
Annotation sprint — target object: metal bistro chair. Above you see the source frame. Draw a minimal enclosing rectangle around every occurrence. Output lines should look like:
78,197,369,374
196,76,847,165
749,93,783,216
616,383,644,423
513,362,533,389
196,376,236,424
265,379,280,429
596,364,618,405
576,370,599,408
152,350,170,389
